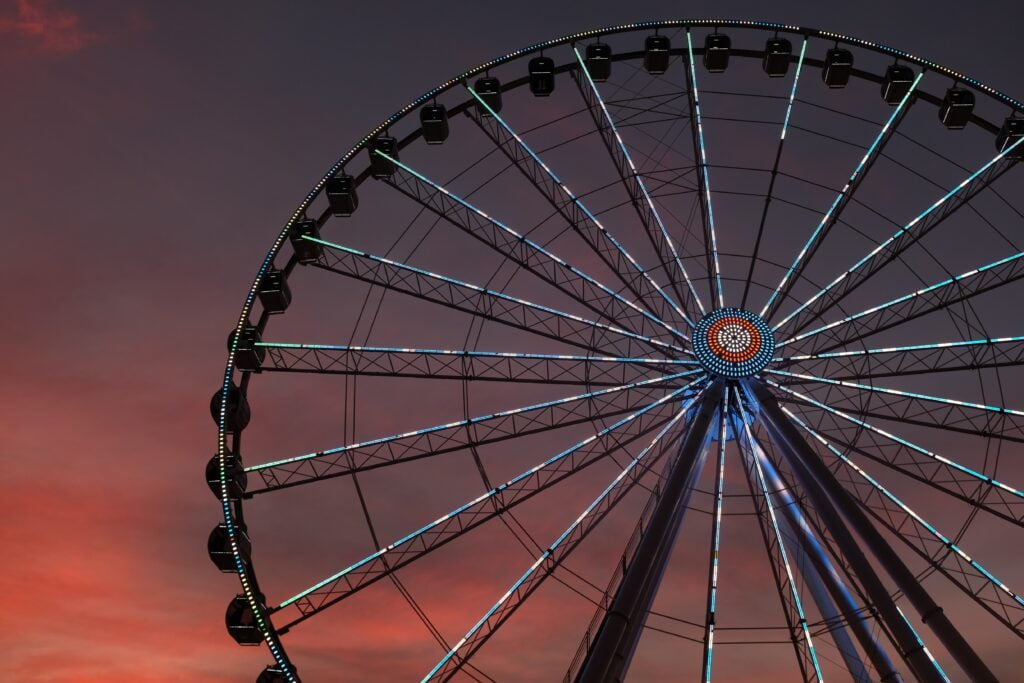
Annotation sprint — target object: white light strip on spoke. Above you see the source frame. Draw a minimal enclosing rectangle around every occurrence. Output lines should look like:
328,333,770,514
574,46,708,316
761,72,923,322
278,376,706,609
250,369,702,472
780,38,808,141
767,368,1024,416
686,31,724,308
377,149,690,343
776,335,1024,362
304,235,689,355
733,388,824,681
703,392,729,682
774,135,1024,334
785,407,1024,611
778,250,1024,348
766,380,1024,498
465,86,695,330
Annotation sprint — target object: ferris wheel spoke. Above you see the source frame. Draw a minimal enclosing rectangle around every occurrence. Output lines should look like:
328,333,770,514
769,381,1024,528
772,139,1022,339
701,393,730,682
303,235,687,358
761,73,922,324
732,390,825,682
768,368,1024,444
784,407,1024,638
683,31,725,308
269,383,698,631
245,370,703,495
572,47,707,319
422,403,693,681
463,86,695,331
776,249,1024,356
375,151,688,344
740,38,808,310
257,341,696,386
775,335,1024,380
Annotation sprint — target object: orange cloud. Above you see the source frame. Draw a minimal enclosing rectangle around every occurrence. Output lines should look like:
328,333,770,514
0,0,100,54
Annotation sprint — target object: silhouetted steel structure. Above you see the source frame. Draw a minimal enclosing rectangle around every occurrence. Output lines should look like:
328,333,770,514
210,20,1024,681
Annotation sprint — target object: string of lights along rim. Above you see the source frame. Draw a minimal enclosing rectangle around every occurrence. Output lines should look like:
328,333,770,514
209,19,1024,683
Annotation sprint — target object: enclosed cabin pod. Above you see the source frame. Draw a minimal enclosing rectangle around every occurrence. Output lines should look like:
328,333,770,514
997,117,1024,159
228,325,263,372
369,136,398,178
258,267,291,314
420,104,449,144
288,218,322,264
823,48,853,88
528,56,555,96
208,522,251,572
762,37,792,77
205,449,247,501
473,77,503,115
326,174,358,216
939,87,975,129
210,382,251,431
584,42,612,82
703,33,731,73
257,666,295,683
882,64,915,104
643,34,671,74
226,594,266,645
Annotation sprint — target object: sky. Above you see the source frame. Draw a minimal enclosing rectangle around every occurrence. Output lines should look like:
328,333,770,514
1,0,1022,681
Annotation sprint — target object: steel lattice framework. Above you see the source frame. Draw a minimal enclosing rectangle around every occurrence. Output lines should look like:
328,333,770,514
210,19,1024,683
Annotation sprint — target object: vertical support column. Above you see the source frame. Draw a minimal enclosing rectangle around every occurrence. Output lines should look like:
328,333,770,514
576,381,723,683
748,381,996,683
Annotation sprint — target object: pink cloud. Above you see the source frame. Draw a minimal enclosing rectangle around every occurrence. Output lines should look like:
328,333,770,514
0,0,100,54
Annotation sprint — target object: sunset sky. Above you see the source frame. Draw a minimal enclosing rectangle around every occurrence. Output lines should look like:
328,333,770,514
2,1,1023,681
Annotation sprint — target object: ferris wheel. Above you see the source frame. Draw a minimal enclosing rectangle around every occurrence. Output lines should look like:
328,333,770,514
208,20,1024,682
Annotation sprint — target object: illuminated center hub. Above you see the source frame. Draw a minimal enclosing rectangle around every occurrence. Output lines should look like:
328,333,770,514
693,308,775,378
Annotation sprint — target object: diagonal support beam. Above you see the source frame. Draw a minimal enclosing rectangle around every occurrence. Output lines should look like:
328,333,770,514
748,380,996,682
575,381,723,683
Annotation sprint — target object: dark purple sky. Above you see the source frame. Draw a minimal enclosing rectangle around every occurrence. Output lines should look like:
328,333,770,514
2,1,1022,680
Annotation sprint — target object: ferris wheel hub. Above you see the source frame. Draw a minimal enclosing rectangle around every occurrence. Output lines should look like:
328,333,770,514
692,308,775,378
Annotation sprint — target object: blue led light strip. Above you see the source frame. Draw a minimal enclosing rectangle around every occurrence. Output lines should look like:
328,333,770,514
248,369,702,472
278,377,706,609
257,341,698,365
780,39,808,142
702,393,729,683
733,388,824,681
774,136,1024,336
423,396,697,681
465,86,696,330
767,380,1024,499
767,368,1024,417
761,72,923,323
785,407,1024,614
377,149,690,343
685,31,725,308
304,235,689,356
574,46,708,317
896,606,952,683
776,335,1024,362
778,249,1024,349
